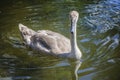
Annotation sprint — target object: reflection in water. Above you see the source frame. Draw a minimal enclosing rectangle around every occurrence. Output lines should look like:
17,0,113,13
80,0,120,80
74,61,82,80
82,0,120,33
0,77,12,80
81,0,120,62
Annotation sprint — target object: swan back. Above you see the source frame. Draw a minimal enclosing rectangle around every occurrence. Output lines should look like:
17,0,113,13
31,30,71,55
19,24,71,56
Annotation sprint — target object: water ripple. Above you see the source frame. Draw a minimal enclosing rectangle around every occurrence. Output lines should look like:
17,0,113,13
82,0,120,33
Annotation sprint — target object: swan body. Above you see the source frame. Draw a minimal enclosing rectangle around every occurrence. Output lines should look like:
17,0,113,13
19,11,82,60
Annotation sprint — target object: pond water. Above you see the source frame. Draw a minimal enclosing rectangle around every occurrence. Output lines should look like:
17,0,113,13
0,0,120,80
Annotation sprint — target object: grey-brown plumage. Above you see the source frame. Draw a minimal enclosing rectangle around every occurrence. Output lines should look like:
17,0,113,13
19,24,71,55
19,11,82,60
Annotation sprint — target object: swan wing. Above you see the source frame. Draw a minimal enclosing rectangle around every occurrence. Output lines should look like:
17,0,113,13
30,30,71,55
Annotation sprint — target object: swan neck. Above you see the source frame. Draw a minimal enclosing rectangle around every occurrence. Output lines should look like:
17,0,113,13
70,22,78,52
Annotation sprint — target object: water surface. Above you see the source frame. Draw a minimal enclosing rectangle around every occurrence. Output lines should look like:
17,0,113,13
0,0,120,80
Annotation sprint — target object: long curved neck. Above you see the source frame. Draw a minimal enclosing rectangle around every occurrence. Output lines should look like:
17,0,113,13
70,21,78,53
69,11,82,60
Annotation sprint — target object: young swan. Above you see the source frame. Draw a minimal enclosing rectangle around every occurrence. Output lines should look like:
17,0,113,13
19,11,82,60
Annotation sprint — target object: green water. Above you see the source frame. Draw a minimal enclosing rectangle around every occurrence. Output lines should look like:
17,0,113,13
0,0,120,80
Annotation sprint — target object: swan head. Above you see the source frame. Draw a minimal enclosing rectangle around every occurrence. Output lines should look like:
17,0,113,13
69,11,79,22
69,11,79,34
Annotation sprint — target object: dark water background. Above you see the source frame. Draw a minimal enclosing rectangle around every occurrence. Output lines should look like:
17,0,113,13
0,0,120,80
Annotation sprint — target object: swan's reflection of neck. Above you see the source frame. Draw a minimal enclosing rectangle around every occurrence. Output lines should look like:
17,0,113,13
74,61,82,80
